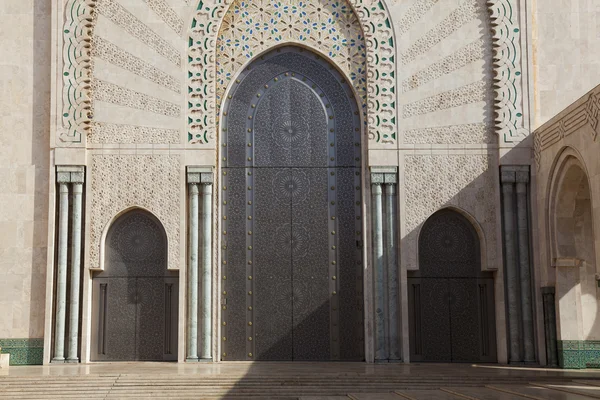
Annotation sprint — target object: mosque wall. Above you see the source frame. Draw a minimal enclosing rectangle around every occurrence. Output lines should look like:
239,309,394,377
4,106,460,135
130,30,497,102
0,0,51,364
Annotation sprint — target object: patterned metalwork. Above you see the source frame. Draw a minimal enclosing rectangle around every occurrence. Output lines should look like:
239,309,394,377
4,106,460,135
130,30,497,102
91,209,178,361
408,209,496,363
222,47,363,361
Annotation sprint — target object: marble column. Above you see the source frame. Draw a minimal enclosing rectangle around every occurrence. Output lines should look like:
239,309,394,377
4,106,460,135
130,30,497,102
516,169,535,363
187,167,214,362
371,178,386,361
186,182,199,362
53,166,85,363
542,287,558,367
384,174,400,361
200,182,213,360
52,180,69,363
66,180,84,363
500,168,522,363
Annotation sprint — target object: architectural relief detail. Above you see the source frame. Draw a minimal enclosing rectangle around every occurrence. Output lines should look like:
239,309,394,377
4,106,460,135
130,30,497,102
91,37,181,93
187,0,397,145
534,88,600,168
95,0,181,67
91,79,181,117
403,81,486,118
142,0,184,36
399,0,480,66
394,0,440,38
488,0,529,144
60,0,97,143
89,155,181,271
401,40,484,93
404,123,493,144
404,155,497,269
89,122,180,144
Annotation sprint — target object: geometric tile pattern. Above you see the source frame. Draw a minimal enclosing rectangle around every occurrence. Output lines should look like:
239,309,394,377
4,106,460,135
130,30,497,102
0,339,44,365
558,340,600,369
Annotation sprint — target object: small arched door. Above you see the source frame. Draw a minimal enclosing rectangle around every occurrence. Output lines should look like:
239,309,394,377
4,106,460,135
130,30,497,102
408,209,496,363
91,209,178,361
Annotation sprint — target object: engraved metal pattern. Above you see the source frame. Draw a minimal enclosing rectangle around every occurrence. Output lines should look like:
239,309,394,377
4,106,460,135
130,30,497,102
408,210,497,363
222,47,363,361
92,210,178,361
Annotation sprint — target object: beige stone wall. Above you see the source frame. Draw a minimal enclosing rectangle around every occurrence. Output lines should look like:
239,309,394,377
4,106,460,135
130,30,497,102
0,0,51,339
532,0,600,129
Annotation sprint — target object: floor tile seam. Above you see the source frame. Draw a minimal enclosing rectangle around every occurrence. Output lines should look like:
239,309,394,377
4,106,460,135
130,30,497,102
530,382,600,399
485,384,547,400
439,387,482,400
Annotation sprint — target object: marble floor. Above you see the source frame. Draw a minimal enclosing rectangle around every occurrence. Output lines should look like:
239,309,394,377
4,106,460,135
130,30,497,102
1,363,599,399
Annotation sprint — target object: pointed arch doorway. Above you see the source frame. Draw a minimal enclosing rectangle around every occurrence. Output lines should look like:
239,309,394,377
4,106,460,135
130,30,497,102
91,209,179,361
408,209,497,363
220,46,365,361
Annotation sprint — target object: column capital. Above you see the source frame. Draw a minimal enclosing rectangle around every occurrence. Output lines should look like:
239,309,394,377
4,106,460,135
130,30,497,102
370,166,398,185
187,166,213,185
56,166,85,184
500,165,530,184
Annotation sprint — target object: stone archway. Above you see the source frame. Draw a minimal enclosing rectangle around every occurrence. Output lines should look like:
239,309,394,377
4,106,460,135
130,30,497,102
91,209,179,361
549,153,599,345
408,209,497,363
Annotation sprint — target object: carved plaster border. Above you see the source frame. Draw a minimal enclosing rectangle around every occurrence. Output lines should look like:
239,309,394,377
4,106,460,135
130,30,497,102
487,0,529,144
59,0,531,147
187,0,397,146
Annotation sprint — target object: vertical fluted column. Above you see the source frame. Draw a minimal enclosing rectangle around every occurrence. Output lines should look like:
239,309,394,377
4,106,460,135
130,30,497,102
371,179,386,361
384,176,400,361
200,182,213,360
516,169,535,363
187,182,199,362
52,181,70,363
501,168,521,363
542,287,558,367
66,180,84,363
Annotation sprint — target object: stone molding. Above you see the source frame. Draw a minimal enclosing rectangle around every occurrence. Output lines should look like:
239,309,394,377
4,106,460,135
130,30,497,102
500,165,529,184
56,166,86,184
187,167,214,185
370,166,398,184
534,85,600,169
552,257,584,268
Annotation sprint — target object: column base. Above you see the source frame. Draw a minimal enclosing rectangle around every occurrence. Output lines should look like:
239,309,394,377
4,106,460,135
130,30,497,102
50,357,65,364
198,358,213,363
186,357,199,363
65,358,80,364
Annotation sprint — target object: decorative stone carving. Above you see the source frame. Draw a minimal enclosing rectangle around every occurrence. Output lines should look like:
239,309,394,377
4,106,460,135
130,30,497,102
187,0,397,145
89,122,179,144
404,155,497,270
89,155,181,271
488,0,529,144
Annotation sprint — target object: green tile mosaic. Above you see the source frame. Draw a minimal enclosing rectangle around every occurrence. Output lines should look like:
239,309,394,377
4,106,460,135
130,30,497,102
558,340,600,369
0,338,44,366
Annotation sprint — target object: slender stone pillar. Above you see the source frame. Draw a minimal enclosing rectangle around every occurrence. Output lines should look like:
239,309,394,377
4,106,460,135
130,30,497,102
516,170,535,363
66,180,84,363
187,182,199,362
200,182,213,360
52,180,70,363
542,287,558,367
384,176,400,361
500,169,522,363
371,179,386,361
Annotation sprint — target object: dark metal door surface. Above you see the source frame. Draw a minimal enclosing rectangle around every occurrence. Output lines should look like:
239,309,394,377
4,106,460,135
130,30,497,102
91,210,178,361
221,47,364,361
408,209,497,363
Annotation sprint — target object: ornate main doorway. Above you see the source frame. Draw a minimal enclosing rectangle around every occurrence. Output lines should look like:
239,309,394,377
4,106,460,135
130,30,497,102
221,47,364,361
91,209,178,361
408,209,497,363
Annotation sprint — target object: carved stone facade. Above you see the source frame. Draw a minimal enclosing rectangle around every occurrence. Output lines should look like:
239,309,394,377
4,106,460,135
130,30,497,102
3,0,596,369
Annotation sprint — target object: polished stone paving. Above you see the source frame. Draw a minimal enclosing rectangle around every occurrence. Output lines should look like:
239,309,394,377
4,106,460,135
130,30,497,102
0,363,599,399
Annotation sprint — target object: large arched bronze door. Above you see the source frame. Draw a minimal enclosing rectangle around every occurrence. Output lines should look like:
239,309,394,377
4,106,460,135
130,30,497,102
221,46,364,361
408,209,497,363
91,209,178,361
